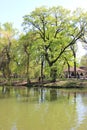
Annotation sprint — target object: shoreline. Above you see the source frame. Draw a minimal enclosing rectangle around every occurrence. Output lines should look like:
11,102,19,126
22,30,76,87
0,79,87,89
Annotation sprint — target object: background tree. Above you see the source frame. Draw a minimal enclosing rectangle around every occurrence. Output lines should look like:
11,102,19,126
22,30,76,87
22,6,86,81
18,32,37,84
70,44,78,77
0,22,17,79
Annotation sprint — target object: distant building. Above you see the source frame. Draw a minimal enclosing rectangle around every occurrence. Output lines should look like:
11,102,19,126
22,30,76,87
64,67,86,78
80,66,87,78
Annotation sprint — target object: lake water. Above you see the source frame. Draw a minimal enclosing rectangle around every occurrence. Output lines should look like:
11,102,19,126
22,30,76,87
0,87,87,130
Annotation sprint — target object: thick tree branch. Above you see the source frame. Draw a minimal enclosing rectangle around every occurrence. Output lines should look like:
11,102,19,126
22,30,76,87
54,28,63,38
45,27,84,66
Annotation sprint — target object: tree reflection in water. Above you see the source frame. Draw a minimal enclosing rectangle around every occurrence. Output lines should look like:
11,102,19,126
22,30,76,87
0,87,87,130
50,89,57,101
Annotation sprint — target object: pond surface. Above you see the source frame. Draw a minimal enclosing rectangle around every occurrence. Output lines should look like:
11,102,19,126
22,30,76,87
0,87,87,130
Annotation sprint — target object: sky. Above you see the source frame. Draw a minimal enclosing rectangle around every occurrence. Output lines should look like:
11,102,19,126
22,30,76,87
0,0,87,58
0,0,87,30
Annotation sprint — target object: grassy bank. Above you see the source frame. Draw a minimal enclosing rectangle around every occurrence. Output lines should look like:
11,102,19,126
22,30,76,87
0,78,87,88
44,79,87,88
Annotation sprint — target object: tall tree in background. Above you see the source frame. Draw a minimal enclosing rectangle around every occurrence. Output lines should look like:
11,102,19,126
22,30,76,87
22,6,86,80
19,32,36,84
0,22,17,78
70,45,77,77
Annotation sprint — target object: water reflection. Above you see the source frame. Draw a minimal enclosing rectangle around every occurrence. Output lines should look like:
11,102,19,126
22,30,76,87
11,123,17,130
50,89,57,101
0,87,85,104
67,92,77,103
0,87,87,130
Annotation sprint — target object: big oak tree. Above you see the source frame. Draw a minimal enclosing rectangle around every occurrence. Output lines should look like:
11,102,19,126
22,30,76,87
22,6,87,81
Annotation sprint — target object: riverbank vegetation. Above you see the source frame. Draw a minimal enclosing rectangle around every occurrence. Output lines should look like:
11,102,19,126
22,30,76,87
0,6,87,90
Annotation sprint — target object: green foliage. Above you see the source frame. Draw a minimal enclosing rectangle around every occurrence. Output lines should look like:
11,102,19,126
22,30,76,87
0,6,87,81
23,6,85,67
0,22,18,78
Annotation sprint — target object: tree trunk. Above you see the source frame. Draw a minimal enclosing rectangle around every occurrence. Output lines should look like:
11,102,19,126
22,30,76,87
70,45,77,78
27,54,30,85
50,66,57,82
68,63,70,78
73,50,76,78
40,55,44,84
